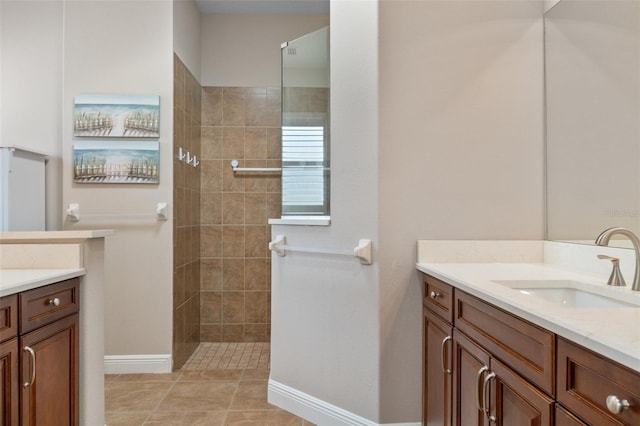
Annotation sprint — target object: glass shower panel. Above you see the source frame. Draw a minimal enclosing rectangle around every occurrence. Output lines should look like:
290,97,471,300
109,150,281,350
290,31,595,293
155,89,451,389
281,26,330,216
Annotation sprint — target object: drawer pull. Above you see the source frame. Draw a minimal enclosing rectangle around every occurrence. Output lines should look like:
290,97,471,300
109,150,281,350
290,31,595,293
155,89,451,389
606,395,630,414
48,297,61,307
483,371,497,423
440,336,452,375
23,346,36,388
430,291,442,299
476,366,489,413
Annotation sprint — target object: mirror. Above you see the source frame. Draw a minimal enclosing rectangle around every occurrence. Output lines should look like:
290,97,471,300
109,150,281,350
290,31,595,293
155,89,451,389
545,0,640,247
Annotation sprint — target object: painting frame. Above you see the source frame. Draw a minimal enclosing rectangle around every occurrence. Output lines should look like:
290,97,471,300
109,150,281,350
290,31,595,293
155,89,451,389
73,140,160,184
74,94,160,138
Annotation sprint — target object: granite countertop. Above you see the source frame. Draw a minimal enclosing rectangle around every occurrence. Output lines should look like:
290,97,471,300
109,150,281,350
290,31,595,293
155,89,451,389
416,261,640,373
0,268,86,297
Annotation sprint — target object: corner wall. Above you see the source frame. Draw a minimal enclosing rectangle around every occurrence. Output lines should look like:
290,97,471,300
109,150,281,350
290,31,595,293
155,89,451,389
62,0,175,368
378,1,545,422
0,0,64,230
270,0,545,424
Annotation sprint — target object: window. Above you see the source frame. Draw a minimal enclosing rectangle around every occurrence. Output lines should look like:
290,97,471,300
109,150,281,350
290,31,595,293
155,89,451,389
281,125,329,215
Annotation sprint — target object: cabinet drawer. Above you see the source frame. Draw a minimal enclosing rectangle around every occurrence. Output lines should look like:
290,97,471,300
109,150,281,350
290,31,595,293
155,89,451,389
557,338,639,426
19,278,79,334
0,295,18,343
454,290,555,395
422,274,454,323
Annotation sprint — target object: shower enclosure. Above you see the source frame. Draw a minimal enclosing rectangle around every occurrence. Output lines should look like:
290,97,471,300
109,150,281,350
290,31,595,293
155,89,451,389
280,26,330,216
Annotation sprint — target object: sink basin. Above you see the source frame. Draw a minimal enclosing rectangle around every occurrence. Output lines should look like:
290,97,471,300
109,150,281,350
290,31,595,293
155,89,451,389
493,280,639,308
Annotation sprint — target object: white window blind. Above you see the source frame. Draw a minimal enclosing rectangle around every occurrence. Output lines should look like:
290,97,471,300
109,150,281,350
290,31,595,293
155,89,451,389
282,126,328,215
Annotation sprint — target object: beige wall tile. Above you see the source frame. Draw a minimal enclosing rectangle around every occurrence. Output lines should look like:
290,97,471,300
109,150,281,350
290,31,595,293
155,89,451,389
266,127,281,160
200,324,222,341
245,193,266,225
245,92,268,126
245,292,267,323
244,226,267,258
223,291,245,323
201,226,223,258
202,126,222,159
201,291,222,323
245,127,267,159
202,87,223,126
223,226,245,257
201,192,223,225
223,93,245,126
245,258,267,290
223,258,245,290
201,159,223,192
222,127,245,159
222,324,244,341
222,193,245,224
201,258,223,291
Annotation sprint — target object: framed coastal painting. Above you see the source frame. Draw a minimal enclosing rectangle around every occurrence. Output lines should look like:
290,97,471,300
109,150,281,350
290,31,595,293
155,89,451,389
73,94,160,138
73,140,159,184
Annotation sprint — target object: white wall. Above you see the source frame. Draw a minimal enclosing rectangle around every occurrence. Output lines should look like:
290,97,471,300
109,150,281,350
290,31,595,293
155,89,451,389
200,14,329,87
174,0,202,81
62,0,174,360
270,0,382,423
378,1,544,421
271,0,545,424
0,0,64,230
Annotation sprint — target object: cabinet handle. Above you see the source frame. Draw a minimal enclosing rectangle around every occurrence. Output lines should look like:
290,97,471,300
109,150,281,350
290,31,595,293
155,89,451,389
430,291,441,299
475,366,489,413
440,336,452,375
48,297,61,307
606,395,630,414
483,371,497,423
23,346,36,388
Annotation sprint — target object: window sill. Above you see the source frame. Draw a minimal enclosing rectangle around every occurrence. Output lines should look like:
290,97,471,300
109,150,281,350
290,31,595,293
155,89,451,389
268,216,331,226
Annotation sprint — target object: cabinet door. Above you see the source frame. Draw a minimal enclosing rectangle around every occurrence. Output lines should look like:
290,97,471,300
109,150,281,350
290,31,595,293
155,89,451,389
488,357,553,426
20,314,79,426
556,405,588,426
0,338,18,425
424,307,453,426
452,330,490,426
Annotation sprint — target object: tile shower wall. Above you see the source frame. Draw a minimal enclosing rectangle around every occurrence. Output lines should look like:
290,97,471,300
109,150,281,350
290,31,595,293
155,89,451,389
200,87,282,342
173,54,202,369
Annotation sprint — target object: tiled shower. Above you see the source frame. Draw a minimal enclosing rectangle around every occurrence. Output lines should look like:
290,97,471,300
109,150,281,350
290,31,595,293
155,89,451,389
173,55,202,369
172,25,328,369
199,86,282,343
172,55,283,370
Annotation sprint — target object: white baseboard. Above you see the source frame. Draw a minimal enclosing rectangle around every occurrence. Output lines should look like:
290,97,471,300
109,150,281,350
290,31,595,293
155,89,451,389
104,354,172,374
268,378,420,426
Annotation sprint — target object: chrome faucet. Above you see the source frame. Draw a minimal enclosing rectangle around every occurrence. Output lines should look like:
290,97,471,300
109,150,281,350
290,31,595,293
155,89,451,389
595,227,640,291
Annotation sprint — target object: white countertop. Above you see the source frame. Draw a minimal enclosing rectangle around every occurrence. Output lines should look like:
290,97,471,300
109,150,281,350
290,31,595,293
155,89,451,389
0,230,113,244
0,268,86,297
416,261,640,373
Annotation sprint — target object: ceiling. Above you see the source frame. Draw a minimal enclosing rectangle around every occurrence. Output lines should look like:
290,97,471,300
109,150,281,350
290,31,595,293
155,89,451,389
194,0,329,15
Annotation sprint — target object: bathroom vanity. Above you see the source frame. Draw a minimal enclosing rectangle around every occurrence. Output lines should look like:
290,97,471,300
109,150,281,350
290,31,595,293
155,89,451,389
417,240,640,426
1,275,81,425
0,230,111,426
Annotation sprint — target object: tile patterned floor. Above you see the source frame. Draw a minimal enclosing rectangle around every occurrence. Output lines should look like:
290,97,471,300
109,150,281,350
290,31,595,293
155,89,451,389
105,343,314,426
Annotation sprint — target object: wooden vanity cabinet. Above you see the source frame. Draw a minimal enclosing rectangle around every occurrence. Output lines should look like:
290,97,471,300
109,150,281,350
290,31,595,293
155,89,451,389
422,274,454,425
0,295,19,425
452,328,553,426
423,307,453,425
0,278,79,426
422,271,639,426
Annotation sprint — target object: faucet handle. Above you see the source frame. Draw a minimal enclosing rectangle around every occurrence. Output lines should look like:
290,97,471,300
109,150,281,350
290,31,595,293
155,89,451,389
597,255,627,287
